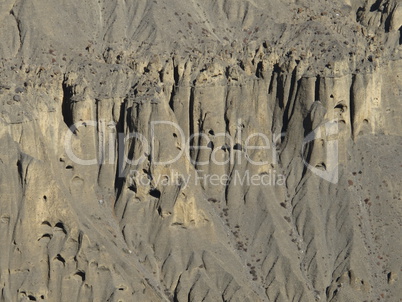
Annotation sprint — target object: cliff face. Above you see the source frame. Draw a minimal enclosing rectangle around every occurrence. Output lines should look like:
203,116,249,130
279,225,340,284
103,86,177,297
0,0,401,301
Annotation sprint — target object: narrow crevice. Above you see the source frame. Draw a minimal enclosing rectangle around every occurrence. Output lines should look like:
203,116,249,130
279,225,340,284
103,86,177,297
255,61,263,78
125,107,137,169
370,0,383,12
188,87,195,161
314,75,320,102
173,282,180,302
275,67,284,110
195,113,207,163
114,100,127,204
169,61,180,112
173,62,180,87
10,9,22,53
280,67,298,137
158,69,164,82
302,112,313,138
384,3,394,32
287,76,301,128
301,143,314,179
399,26,402,44
223,88,230,136
349,74,356,138
168,85,175,111
61,80,76,133
268,67,276,94
95,99,102,168
16,159,24,185
225,66,230,78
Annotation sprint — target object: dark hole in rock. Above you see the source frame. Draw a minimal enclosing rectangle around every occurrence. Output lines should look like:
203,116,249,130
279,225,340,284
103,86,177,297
386,272,394,283
128,184,137,193
233,143,242,150
150,188,161,198
334,103,346,112
55,254,65,264
315,163,326,170
75,271,86,281
55,222,67,234
221,144,230,151
38,234,52,241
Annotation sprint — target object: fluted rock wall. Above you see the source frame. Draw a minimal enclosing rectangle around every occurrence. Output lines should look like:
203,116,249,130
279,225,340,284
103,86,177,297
0,0,401,301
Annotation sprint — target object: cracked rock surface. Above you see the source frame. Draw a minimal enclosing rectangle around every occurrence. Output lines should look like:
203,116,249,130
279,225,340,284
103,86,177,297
0,0,401,301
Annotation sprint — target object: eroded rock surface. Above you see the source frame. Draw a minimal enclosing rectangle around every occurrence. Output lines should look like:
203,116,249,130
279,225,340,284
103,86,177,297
0,0,401,301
